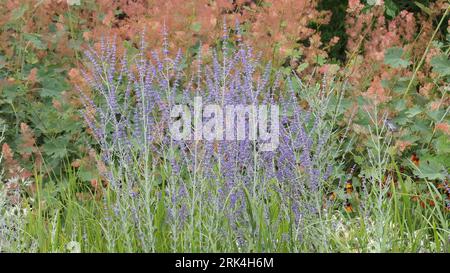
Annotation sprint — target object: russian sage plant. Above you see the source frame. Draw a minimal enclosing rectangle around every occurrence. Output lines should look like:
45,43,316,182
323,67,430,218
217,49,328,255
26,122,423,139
78,28,340,252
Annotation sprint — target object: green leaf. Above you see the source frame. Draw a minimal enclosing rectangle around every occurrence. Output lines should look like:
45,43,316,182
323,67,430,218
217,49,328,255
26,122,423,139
410,119,431,134
426,109,446,122
39,72,69,98
435,135,450,155
78,169,96,182
393,113,409,126
384,0,398,18
400,134,420,144
405,106,422,118
384,47,409,68
41,89,59,98
316,55,326,66
392,99,407,111
392,77,414,94
43,138,69,159
414,1,433,16
2,83,24,103
430,54,450,76
23,33,47,50
296,63,308,73
413,158,446,180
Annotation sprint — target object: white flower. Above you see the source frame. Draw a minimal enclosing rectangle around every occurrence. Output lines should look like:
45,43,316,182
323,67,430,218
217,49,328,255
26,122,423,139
66,241,81,253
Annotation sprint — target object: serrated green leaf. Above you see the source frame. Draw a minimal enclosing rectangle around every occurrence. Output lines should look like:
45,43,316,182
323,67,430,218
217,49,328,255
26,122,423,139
393,77,414,94
296,63,308,73
410,119,430,134
78,169,96,182
384,0,398,18
405,106,422,118
2,83,24,103
435,135,450,154
393,112,409,125
393,99,407,111
430,54,450,76
23,33,47,50
39,73,69,98
384,47,409,68
413,158,446,180
43,138,69,159
400,134,420,143
427,109,446,122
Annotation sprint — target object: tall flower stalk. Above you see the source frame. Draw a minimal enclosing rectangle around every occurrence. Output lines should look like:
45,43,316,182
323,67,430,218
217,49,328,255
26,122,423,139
78,27,338,251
